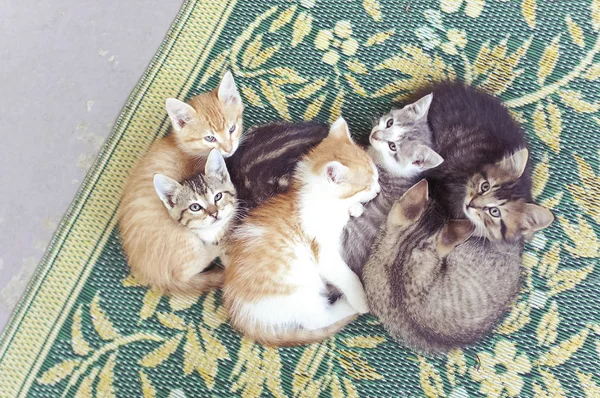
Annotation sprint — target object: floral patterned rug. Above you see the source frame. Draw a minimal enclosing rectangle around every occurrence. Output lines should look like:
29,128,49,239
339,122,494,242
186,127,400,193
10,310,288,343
1,0,599,396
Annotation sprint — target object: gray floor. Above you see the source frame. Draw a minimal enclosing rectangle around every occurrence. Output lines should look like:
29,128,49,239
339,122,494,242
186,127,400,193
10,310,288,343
0,0,182,331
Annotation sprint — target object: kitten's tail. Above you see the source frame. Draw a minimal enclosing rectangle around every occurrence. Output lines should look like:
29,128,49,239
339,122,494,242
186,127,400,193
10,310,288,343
240,315,357,347
167,268,224,295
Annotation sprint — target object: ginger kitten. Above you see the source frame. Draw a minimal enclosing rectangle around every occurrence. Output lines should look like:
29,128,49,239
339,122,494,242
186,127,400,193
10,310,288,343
224,118,380,347
119,71,244,295
363,180,522,353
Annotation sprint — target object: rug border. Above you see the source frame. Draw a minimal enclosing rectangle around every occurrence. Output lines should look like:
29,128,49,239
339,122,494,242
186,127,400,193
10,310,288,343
0,0,238,395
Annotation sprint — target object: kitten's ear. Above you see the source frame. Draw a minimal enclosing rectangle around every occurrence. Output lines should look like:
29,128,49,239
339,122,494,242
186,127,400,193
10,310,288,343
205,149,230,181
325,161,349,184
411,145,444,171
497,147,528,178
153,174,182,209
405,93,433,120
437,219,475,257
388,179,429,226
521,204,554,239
217,70,242,105
329,117,353,142
166,98,197,133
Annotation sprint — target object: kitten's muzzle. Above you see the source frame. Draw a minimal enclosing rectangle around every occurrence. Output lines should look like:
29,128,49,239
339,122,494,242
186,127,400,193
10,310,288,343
370,129,383,142
206,204,219,219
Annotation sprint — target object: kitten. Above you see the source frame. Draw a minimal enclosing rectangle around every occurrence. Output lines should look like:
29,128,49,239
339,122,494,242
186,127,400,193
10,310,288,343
226,121,329,215
412,81,553,241
227,101,443,277
224,118,380,347
343,94,443,276
119,71,244,294
154,148,237,263
363,180,522,353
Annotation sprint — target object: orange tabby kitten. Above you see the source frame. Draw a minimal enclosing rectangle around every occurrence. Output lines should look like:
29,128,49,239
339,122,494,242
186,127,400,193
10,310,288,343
119,71,244,295
224,118,380,347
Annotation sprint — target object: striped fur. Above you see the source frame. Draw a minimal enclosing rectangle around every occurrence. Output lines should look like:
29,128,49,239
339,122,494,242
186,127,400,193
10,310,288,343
409,81,553,242
363,180,522,354
224,118,379,347
118,72,244,295
226,121,328,216
342,168,417,276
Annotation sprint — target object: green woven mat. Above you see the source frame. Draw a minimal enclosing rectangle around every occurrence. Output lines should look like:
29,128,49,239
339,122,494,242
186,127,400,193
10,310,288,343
1,0,599,396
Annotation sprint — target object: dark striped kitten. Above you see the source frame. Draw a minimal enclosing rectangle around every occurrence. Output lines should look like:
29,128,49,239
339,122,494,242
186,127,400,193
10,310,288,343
226,121,329,216
363,180,522,353
415,81,553,241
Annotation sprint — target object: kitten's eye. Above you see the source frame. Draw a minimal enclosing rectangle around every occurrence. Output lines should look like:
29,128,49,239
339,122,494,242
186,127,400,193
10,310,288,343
189,203,202,212
480,180,491,193
388,142,397,151
214,192,222,202
204,136,216,142
228,124,236,133
386,118,394,128
488,207,501,218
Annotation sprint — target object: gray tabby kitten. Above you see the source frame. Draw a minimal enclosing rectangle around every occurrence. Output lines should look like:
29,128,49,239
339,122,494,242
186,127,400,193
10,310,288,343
363,180,521,354
343,94,443,276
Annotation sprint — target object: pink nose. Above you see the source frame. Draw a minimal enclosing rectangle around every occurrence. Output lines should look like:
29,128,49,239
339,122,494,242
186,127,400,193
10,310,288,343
370,130,383,141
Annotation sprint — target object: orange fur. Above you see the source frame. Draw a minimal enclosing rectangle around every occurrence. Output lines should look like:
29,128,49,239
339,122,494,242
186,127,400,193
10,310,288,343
224,120,378,346
119,76,243,295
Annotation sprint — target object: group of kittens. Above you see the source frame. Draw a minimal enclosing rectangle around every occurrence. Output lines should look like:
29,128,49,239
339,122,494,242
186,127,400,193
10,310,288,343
119,71,554,353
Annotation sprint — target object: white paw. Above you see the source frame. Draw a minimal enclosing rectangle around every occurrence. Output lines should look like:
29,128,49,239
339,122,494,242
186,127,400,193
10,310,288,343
354,299,370,314
349,203,364,218
348,292,370,314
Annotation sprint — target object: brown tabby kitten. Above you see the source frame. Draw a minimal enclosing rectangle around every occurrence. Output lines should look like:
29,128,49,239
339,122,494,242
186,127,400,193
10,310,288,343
363,180,522,353
224,118,380,347
153,149,238,268
411,81,553,242
119,71,244,294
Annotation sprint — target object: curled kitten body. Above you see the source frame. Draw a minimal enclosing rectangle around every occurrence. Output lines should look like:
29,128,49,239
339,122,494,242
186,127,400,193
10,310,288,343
410,81,553,242
224,118,380,347
119,72,244,294
363,180,522,354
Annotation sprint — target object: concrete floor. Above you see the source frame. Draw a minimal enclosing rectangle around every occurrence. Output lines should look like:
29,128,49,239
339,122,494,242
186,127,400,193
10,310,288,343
0,0,182,331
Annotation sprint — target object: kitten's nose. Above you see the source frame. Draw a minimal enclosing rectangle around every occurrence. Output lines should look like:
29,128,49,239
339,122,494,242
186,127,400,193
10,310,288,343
370,130,382,141
206,204,219,218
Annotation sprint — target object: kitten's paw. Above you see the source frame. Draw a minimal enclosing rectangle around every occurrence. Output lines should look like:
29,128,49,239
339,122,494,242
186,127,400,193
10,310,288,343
349,203,364,218
348,293,370,314
354,299,370,314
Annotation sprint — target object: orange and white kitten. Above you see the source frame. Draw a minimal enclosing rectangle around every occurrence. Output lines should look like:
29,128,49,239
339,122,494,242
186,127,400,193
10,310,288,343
119,71,244,295
224,118,380,347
